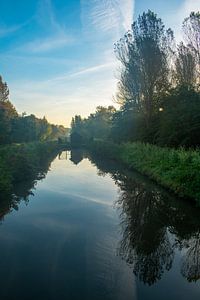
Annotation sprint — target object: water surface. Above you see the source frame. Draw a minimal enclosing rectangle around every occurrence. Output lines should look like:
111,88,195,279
0,150,200,300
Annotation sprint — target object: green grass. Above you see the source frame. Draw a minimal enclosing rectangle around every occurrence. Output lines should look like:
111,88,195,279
88,140,200,204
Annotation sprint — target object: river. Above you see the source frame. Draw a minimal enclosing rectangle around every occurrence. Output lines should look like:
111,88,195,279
0,150,199,300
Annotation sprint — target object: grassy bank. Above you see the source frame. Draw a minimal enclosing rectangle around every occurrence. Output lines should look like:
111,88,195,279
88,141,200,204
0,141,61,198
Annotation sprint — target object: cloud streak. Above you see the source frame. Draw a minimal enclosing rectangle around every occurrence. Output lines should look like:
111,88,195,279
0,19,31,38
69,62,115,77
36,0,65,34
49,62,115,82
22,0,73,53
81,0,134,37
24,34,73,53
0,25,20,37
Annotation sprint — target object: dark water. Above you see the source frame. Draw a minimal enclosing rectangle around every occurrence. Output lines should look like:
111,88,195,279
0,150,200,300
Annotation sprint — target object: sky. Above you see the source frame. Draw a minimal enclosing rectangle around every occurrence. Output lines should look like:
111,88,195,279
0,0,199,126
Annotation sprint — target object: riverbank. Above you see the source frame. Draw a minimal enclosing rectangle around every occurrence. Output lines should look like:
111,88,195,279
88,141,200,204
0,141,61,199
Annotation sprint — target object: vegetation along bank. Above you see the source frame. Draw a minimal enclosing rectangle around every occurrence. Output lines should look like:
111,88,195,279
88,141,200,205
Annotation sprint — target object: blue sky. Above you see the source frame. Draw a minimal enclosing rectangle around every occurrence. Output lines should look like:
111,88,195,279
0,0,199,126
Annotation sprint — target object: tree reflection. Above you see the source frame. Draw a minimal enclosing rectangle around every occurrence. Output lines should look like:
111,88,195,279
116,175,175,285
181,231,200,282
70,149,84,165
0,151,58,222
88,154,200,285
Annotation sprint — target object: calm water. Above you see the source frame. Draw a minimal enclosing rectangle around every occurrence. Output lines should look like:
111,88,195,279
0,150,200,300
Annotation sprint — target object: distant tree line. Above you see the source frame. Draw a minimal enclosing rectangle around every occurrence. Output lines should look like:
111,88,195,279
0,76,68,145
70,11,200,148
70,106,116,146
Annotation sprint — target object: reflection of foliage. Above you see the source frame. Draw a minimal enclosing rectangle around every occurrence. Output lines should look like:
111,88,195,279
181,232,200,282
88,153,200,285
133,233,174,285
70,149,84,165
0,142,59,222
116,176,175,285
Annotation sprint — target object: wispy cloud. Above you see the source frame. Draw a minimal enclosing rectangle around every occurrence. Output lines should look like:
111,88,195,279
24,34,73,53
0,20,30,38
22,0,73,53
10,61,118,126
81,0,134,38
0,25,20,37
0,54,76,66
36,0,65,34
49,62,115,82
69,62,115,77
79,0,135,103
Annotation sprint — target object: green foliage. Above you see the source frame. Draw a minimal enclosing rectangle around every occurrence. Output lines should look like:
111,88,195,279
111,110,141,142
0,100,18,144
70,106,116,146
89,140,200,204
157,87,200,147
9,115,68,144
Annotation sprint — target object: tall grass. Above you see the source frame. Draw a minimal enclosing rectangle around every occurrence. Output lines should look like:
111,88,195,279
89,140,200,204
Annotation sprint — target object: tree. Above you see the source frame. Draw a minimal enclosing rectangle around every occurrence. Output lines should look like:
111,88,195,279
182,12,200,89
0,76,17,144
0,74,68,145
175,42,196,88
115,10,174,127
86,106,116,140
111,109,141,142
183,12,200,69
0,76,9,102
70,107,116,145
157,87,200,147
